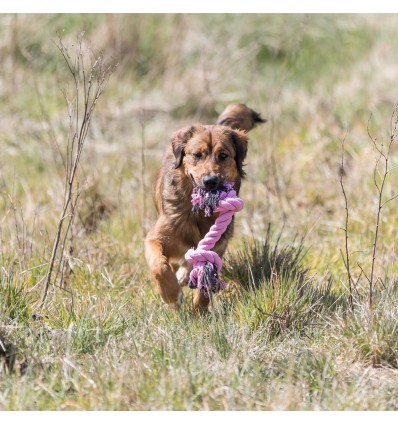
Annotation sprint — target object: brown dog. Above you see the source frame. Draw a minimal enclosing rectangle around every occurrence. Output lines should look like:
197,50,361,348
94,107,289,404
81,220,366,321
145,104,265,309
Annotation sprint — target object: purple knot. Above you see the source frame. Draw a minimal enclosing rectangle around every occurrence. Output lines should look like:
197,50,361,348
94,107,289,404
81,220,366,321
188,261,227,297
191,182,234,217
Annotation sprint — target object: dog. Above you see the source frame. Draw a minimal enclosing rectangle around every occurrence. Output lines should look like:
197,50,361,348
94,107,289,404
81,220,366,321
145,104,265,310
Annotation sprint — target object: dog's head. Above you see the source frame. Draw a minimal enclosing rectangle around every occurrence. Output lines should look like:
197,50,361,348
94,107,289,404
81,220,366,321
171,124,248,191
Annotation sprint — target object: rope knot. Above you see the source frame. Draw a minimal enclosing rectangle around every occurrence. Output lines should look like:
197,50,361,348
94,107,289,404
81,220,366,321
185,182,243,297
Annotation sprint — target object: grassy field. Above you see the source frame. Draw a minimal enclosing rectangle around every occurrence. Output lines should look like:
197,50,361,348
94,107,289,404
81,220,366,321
1,14,398,410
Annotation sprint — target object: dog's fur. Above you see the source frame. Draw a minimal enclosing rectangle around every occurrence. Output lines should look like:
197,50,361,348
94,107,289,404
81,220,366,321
145,104,265,309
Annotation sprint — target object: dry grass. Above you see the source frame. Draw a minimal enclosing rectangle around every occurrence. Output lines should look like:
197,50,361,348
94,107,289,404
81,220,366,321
1,14,398,410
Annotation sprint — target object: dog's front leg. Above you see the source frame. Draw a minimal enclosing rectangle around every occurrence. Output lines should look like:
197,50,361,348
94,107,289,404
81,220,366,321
175,261,192,287
145,225,183,309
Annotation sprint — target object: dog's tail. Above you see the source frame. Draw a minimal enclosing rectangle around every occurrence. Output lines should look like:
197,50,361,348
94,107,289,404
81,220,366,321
216,103,266,132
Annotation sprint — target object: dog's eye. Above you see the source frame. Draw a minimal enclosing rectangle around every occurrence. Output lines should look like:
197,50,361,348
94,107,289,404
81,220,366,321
193,152,203,159
218,153,228,161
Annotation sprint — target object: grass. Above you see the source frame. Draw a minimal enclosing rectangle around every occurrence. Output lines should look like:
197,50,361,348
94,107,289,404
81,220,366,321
1,14,398,410
223,227,309,290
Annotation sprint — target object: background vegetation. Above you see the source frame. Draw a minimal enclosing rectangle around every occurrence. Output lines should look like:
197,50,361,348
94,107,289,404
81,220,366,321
1,14,398,410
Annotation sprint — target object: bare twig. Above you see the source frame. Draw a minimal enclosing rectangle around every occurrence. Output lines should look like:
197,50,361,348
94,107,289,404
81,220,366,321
139,110,147,239
367,103,398,310
40,34,115,309
339,134,354,312
357,263,371,285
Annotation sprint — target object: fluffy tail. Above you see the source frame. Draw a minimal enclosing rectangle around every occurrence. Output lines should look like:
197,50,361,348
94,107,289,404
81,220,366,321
216,103,266,132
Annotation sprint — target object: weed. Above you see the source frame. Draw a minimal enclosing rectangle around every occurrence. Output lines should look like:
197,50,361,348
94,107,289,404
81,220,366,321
223,228,309,291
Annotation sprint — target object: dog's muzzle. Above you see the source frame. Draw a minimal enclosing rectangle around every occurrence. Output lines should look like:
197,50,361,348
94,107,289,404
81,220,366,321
202,175,221,190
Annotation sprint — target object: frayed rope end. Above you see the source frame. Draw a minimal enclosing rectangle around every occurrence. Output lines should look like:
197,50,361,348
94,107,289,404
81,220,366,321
191,182,234,217
188,261,227,297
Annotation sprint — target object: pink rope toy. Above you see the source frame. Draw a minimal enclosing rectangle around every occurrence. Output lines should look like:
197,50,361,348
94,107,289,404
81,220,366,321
185,182,244,297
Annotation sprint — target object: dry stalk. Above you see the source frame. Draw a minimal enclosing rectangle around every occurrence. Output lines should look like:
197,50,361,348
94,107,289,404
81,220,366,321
339,104,398,312
366,103,398,310
40,34,115,309
339,134,354,312
139,110,147,239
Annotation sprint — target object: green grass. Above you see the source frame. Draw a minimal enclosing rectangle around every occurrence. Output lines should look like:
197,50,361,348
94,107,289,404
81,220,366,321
223,228,309,290
1,13,398,410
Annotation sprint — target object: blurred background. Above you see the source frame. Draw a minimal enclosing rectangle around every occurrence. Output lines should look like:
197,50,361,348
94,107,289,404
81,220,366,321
1,13,398,289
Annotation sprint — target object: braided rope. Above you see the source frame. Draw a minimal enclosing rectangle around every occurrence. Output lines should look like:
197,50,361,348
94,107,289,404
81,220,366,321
185,184,243,297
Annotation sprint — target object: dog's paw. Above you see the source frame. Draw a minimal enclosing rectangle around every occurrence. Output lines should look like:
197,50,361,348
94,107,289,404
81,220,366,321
176,266,190,287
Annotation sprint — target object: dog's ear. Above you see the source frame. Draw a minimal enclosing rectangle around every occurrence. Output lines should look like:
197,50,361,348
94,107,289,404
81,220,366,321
230,129,248,178
171,125,197,169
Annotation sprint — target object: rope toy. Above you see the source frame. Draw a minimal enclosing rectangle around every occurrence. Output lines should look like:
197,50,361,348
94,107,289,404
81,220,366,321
185,182,244,297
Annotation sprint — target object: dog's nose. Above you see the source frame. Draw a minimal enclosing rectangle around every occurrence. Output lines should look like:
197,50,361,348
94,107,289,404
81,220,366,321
202,175,220,190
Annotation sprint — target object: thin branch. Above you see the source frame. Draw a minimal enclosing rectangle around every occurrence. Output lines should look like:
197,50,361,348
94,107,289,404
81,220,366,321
357,263,371,285
381,193,398,208
40,35,116,309
139,110,147,239
367,105,398,311
339,134,354,312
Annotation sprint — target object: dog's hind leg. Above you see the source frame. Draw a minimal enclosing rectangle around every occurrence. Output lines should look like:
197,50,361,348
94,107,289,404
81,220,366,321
145,237,183,309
